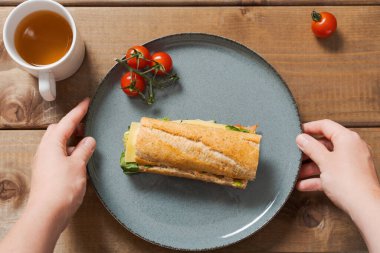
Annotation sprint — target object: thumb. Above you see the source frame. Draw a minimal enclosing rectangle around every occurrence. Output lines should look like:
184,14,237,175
296,134,329,166
71,137,96,163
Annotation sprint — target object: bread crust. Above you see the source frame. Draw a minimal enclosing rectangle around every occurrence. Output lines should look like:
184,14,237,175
139,166,248,189
135,117,261,180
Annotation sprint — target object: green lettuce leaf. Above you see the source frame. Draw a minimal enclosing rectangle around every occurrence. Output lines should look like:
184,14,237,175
120,151,139,174
225,125,250,133
232,180,244,188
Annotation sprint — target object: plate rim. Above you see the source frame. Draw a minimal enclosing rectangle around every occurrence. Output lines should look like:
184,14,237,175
85,32,302,251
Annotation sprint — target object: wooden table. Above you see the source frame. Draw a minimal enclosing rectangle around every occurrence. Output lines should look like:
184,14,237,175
1,0,380,252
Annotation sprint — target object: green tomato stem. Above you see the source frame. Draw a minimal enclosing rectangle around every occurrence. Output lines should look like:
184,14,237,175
312,10,322,22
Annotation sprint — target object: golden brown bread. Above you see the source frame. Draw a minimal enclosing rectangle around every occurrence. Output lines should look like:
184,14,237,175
139,166,248,189
135,117,261,180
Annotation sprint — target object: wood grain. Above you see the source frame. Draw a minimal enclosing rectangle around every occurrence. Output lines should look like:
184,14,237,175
1,6,380,128
1,128,379,252
1,0,380,6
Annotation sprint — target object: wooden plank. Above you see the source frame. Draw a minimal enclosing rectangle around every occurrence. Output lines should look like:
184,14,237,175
1,128,379,252
1,6,380,128
1,0,380,6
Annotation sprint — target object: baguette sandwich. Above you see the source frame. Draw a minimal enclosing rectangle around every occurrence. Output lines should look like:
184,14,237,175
120,117,261,189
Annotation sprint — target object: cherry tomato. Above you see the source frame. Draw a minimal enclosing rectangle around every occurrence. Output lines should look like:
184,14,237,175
126,46,151,69
311,10,337,38
120,72,145,97
151,52,173,75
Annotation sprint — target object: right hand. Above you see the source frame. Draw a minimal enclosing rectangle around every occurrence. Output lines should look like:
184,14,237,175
296,119,380,215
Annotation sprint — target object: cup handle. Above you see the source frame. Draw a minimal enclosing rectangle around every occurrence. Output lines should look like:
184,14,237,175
38,72,56,101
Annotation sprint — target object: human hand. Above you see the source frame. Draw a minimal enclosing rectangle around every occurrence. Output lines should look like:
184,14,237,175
27,98,96,233
296,119,380,215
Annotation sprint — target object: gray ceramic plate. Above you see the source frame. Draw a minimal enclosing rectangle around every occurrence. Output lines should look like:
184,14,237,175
85,33,302,251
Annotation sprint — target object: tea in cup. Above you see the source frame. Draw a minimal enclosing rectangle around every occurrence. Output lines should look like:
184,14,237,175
3,0,85,101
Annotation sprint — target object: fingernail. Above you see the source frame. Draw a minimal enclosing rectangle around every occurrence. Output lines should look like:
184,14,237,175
83,137,96,152
296,134,309,149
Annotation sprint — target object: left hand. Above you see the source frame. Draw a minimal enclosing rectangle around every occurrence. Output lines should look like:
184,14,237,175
27,98,96,233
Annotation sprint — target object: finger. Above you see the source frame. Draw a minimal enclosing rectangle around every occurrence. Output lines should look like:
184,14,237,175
302,138,333,161
67,146,75,155
71,137,96,163
41,123,57,141
296,134,330,166
296,178,323,191
46,123,57,132
303,119,348,143
298,162,321,179
55,98,90,145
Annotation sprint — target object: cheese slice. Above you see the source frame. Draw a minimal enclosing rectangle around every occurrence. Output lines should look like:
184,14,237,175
177,120,226,129
125,122,140,162
125,119,227,163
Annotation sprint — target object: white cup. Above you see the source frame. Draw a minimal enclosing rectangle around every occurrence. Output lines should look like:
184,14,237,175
3,0,85,101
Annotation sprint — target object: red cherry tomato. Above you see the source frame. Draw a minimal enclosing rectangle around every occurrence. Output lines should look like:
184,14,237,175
151,52,173,75
126,46,151,69
120,72,145,97
311,10,337,38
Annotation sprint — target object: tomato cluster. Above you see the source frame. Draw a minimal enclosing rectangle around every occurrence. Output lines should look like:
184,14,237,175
118,46,178,104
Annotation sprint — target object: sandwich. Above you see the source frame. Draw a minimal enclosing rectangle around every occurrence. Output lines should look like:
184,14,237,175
120,117,261,189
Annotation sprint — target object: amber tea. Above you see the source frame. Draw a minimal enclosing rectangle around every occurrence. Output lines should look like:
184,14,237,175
14,10,73,66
